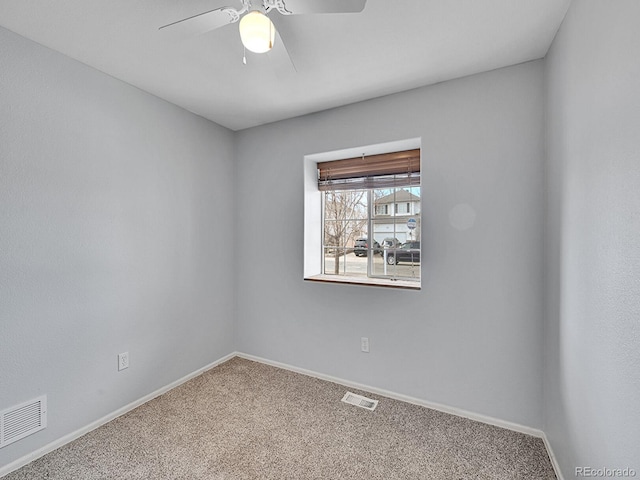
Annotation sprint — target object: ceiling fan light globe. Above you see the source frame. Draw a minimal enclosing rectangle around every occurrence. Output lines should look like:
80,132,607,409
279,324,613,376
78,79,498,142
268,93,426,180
239,11,276,54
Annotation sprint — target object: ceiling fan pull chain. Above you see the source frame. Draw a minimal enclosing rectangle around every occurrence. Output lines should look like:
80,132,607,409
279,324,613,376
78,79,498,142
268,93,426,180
243,46,247,65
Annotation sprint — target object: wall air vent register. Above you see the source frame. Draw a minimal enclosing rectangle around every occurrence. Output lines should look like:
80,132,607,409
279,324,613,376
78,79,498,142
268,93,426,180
0,396,47,448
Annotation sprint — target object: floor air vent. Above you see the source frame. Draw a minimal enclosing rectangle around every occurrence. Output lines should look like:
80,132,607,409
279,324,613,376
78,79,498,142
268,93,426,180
0,395,47,448
341,392,378,411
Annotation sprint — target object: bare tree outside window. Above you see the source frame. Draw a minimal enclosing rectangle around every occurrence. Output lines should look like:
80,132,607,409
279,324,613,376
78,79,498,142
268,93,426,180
323,190,367,274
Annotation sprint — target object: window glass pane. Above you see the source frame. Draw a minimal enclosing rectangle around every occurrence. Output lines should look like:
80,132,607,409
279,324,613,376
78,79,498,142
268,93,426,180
324,218,367,248
405,185,420,243
324,188,366,278
406,186,421,215
324,247,346,275
323,191,340,220
373,248,398,277
373,188,392,218
343,219,367,251
342,249,367,277
324,247,369,277
323,220,343,247
321,180,420,284
373,245,420,279
325,190,367,221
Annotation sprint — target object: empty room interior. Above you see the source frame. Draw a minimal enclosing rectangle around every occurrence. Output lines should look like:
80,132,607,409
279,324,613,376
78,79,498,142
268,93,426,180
1,0,639,479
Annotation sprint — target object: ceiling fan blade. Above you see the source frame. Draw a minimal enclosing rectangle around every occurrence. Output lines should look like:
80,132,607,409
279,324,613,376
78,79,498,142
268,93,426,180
267,27,297,78
279,0,367,14
159,7,240,37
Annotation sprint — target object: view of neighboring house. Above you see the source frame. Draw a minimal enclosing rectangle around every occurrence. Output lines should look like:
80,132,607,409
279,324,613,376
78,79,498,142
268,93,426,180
373,189,421,244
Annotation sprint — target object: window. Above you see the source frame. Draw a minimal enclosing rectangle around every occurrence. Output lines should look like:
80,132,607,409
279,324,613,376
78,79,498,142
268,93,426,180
394,202,411,215
376,204,389,215
307,147,421,289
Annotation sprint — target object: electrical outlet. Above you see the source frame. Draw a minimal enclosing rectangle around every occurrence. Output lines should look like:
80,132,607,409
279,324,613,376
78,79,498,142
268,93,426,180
361,337,370,353
118,352,129,371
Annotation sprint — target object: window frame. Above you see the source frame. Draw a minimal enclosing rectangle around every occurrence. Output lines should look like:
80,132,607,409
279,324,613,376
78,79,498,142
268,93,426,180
304,138,422,290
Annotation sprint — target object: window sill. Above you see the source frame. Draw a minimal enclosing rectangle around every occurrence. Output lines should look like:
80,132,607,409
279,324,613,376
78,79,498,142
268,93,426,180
304,274,421,290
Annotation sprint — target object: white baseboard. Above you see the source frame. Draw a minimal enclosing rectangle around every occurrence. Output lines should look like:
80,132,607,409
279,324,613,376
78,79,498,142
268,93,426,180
235,352,544,438
541,432,565,480
0,351,236,478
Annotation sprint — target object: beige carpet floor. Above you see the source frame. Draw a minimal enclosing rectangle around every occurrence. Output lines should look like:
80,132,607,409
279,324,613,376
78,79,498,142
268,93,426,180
4,357,556,479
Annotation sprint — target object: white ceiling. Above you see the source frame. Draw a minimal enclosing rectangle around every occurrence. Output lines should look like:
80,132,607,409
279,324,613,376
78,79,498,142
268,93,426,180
0,0,570,131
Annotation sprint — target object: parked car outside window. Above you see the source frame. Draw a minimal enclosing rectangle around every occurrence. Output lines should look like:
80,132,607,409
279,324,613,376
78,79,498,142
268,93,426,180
386,241,420,265
354,238,382,257
381,237,401,249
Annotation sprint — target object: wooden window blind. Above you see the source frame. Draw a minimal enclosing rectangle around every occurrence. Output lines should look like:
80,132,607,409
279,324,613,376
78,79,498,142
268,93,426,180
317,149,420,191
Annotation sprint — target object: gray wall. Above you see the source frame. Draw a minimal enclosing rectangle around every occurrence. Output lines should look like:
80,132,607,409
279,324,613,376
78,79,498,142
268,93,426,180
235,61,546,428
0,27,236,467
11,3,640,473
544,1,640,476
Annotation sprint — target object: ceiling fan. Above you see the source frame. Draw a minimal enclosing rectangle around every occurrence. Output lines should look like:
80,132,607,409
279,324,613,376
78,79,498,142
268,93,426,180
160,0,367,69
